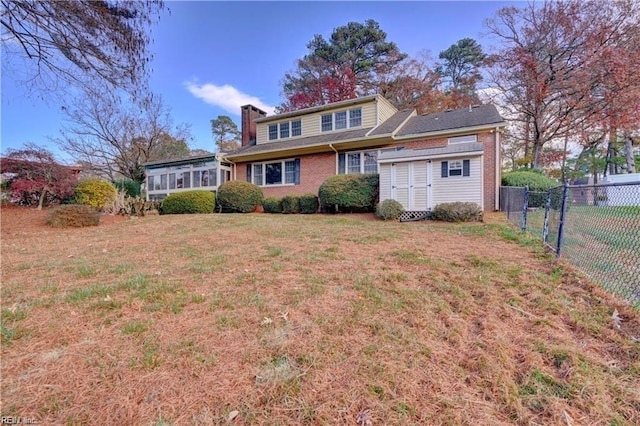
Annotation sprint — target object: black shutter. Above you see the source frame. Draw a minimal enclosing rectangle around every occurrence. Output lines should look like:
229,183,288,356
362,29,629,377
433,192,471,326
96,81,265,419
441,161,448,178
338,153,345,174
246,164,252,182
463,159,470,176
294,158,301,185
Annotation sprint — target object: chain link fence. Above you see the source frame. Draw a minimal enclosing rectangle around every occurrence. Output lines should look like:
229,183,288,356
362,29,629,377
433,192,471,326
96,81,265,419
500,181,640,308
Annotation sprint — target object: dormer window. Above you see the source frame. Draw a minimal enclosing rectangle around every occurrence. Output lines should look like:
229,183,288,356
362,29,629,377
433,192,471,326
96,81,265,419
268,119,302,141
321,107,362,132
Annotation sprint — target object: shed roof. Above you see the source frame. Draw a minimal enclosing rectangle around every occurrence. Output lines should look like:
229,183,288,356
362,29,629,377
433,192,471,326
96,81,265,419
378,142,484,162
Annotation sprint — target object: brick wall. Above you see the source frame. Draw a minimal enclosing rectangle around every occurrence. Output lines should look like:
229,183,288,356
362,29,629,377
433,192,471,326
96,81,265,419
235,152,336,198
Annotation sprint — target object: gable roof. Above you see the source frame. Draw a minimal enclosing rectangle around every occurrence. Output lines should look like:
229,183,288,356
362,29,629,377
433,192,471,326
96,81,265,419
396,104,504,137
226,102,505,161
254,95,380,124
368,109,415,136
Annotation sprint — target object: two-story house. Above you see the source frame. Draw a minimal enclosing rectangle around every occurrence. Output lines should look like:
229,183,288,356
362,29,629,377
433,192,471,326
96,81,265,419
225,94,506,212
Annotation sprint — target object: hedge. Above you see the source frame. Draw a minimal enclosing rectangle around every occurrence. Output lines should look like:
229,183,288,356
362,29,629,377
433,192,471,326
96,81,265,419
299,193,319,214
262,197,282,213
217,181,263,213
431,202,483,222
318,174,379,213
375,199,405,221
502,170,560,207
161,190,215,214
75,179,117,211
46,204,100,228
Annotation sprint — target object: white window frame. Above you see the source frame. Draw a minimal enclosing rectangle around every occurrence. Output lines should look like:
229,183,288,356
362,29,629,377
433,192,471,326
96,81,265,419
448,134,477,144
251,158,298,187
341,149,381,174
449,160,463,176
268,120,302,141
320,107,363,132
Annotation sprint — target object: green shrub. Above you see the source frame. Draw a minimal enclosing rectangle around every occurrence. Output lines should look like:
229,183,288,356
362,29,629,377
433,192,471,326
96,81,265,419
502,170,560,207
281,195,300,214
299,193,319,214
113,178,141,198
217,181,263,213
46,204,100,228
75,179,117,211
318,174,379,213
431,202,483,223
262,197,282,214
375,199,405,221
161,190,215,214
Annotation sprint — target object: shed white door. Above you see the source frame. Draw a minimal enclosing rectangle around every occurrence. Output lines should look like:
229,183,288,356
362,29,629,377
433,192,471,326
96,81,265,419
391,161,430,210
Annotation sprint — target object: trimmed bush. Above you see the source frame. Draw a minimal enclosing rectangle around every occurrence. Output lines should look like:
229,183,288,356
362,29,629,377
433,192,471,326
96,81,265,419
281,195,300,214
262,197,282,214
217,181,263,213
75,179,117,211
375,199,405,221
299,193,319,214
161,190,215,214
502,170,560,207
46,204,100,228
431,202,483,222
113,178,141,198
318,174,379,213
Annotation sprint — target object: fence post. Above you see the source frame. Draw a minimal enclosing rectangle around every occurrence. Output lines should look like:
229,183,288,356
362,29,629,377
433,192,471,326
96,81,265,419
521,185,529,232
542,189,551,243
555,182,570,258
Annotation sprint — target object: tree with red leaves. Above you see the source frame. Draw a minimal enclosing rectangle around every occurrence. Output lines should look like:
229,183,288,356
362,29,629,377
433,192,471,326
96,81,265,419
1,144,78,209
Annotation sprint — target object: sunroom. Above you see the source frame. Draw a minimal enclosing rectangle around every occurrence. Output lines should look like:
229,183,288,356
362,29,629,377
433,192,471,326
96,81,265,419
143,153,232,201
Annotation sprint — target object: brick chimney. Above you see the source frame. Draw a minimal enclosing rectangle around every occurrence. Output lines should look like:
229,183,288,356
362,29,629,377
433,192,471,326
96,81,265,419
241,105,267,147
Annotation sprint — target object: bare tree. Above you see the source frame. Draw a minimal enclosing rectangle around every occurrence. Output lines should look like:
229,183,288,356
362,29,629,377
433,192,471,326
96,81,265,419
55,87,191,185
1,0,165,97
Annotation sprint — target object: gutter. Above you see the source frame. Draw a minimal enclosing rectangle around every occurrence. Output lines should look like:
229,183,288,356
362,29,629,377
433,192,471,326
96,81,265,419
329,143,338,174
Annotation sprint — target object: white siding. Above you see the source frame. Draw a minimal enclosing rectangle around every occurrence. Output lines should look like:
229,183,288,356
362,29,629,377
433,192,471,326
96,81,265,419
256,100,377,144
379,163,392,202
432,156,483,208
412,161,428,210
393,163,410,208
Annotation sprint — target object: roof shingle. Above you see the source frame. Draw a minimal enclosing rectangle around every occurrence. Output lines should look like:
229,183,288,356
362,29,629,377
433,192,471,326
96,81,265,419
396,104,503,136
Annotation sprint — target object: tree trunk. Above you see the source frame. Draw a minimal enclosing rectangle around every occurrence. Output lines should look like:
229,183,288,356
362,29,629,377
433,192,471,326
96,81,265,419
37,188,48,210
561,134,569,183
624,134,637,173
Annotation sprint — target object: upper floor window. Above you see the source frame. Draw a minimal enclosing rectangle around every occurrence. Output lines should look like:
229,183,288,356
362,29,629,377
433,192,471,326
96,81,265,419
321,107,362,132
448,134,477,144
268,120,302,141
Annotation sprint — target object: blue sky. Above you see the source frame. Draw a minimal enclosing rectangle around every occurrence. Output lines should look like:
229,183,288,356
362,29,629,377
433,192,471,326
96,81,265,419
1,1,518,161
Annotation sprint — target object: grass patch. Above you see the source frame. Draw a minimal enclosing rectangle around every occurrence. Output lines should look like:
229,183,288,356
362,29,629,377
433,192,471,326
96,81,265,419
1,210,638,424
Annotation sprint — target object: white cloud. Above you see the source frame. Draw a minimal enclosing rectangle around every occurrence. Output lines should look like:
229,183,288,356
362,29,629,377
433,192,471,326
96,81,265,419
185,81,276,116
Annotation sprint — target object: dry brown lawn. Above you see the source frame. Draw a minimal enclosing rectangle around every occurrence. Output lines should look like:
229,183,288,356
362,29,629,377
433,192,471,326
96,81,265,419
1,206,639,425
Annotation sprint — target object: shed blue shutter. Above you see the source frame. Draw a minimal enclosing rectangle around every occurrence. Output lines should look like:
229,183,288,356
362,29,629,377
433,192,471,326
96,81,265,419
294,158,300,184
246,164,252,182
463,160,470,177
441,161,448,178
338,153,345,174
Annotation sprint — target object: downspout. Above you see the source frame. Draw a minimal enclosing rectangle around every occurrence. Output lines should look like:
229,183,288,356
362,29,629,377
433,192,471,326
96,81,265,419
329,144,338,174
495,127,501,211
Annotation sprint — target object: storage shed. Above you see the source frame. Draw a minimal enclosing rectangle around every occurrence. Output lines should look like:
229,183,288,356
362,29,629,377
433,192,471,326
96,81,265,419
377,142,485,213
